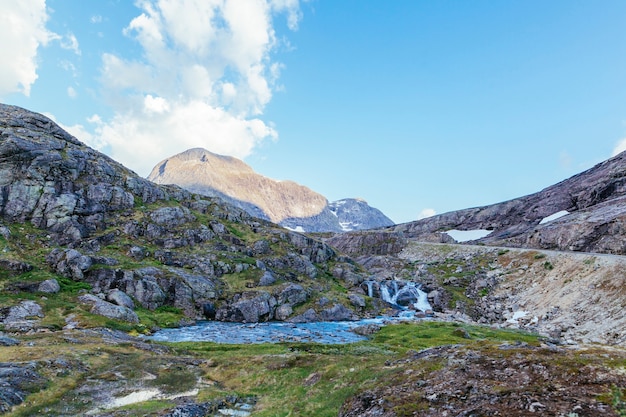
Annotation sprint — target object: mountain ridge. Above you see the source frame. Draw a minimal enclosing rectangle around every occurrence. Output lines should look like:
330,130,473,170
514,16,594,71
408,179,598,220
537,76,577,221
148,147,395,232
387,150,626,254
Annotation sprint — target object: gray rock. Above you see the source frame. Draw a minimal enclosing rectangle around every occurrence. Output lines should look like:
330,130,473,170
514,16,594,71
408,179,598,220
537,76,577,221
0,362,46,413
275,304,293,321
78,294,139,323
259,271,276,286
278,283,308,306
0,334,20,346
288,308,320,323
352,323,381,336
37,278,60,294
106,289,135,309
349,294,366,308
216,292,276,323
2,300,44,331
320,303,357,322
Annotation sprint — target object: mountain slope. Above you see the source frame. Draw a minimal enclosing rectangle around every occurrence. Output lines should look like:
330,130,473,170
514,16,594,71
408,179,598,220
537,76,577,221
147,147,394,232
0,103,380,329
391,151,626,254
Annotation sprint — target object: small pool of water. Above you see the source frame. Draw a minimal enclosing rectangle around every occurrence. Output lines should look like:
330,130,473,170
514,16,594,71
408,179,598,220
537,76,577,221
147,314,420,344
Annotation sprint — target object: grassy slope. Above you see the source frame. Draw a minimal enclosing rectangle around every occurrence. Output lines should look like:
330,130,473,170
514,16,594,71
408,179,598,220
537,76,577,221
4,321,626,416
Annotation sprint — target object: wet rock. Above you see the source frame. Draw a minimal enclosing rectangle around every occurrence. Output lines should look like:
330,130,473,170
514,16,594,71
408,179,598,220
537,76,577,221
320,304,358,322
288,308,320,323
352,323,381,336
215,292,276,323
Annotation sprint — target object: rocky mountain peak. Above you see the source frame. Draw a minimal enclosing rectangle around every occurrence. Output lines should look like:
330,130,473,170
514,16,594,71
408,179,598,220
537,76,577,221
148,148,395,232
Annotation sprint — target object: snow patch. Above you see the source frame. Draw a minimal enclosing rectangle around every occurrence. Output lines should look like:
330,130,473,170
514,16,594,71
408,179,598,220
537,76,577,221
445,229,492,242
506,310,529,324
284,226,306,233
539,210,569,224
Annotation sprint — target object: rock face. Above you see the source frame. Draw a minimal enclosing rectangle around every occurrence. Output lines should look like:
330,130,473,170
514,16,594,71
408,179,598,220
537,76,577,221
147,148,394,232
0,104,368,326
391,151,626,254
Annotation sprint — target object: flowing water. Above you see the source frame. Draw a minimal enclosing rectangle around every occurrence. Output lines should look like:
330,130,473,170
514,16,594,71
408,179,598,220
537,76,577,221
149,280,432,345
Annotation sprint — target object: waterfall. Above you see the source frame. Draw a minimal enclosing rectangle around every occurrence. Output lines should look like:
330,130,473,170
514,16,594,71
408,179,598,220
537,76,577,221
364,281,375,298
379,280,432,312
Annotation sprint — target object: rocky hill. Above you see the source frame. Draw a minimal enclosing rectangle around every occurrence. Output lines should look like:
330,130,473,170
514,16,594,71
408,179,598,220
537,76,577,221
0,103,384,331
390,151,626,254
147,148,394,232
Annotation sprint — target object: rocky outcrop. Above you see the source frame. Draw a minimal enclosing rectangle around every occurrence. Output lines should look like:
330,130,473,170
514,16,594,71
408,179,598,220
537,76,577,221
0,362,47,413
391,151,626,254
0,104,369,325
148,148,394,232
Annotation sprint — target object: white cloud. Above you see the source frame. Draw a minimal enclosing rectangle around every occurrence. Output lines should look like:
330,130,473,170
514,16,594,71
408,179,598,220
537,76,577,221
613,138,626,157
90,99,277,175
0,0,57,96
91,15,103,24
89,0,302,176
67,86,77,98
60,32,81,55
417,208,436,220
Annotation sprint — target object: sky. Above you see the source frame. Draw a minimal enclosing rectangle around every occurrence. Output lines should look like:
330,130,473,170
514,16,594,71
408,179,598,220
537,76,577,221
2,0,626,224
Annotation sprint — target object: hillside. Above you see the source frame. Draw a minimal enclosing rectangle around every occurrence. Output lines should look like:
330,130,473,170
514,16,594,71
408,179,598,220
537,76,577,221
148,148,394,232
0,103,383,330
390,151,626,254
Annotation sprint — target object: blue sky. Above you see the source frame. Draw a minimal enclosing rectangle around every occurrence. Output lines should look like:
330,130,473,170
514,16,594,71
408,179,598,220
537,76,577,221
2,1,626,224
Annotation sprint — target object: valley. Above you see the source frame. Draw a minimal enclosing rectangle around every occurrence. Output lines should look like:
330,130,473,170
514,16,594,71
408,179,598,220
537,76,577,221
2,103,626,416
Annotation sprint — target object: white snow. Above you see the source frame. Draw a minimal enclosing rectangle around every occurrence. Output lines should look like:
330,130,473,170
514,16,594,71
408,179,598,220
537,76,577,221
284,226,306,233
339,222,355,232
539,210,569,224
506,310,529,324
445,229,492,242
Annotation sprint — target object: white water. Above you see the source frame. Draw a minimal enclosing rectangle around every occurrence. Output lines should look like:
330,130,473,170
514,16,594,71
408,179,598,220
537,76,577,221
379,280,432,312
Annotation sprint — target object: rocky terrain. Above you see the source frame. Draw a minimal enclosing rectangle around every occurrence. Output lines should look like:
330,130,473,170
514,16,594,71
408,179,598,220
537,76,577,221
148,148,394,232
2,103,626,416
391,150,626,254
0,103,386,330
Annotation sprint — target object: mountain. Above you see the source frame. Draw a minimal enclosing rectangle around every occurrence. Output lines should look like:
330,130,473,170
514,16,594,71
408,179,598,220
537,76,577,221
147,148,394,232
0,103,385,328
390,151,626,254
3,103,626,416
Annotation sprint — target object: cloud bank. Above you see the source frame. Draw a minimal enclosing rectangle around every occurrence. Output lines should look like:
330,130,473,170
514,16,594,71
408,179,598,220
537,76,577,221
0,1,55,96
83,0,302,176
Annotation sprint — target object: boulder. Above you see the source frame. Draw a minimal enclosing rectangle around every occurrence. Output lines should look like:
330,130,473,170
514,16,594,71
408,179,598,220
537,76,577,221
349,294,366,308
278,283,308,306
78,294,139,323
288,308,320,323
275,304,293,321
1,301,44,331
106,289,135,309
215,292,276,323
258,271,276,286
37,279,60,294
320,304,357,322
